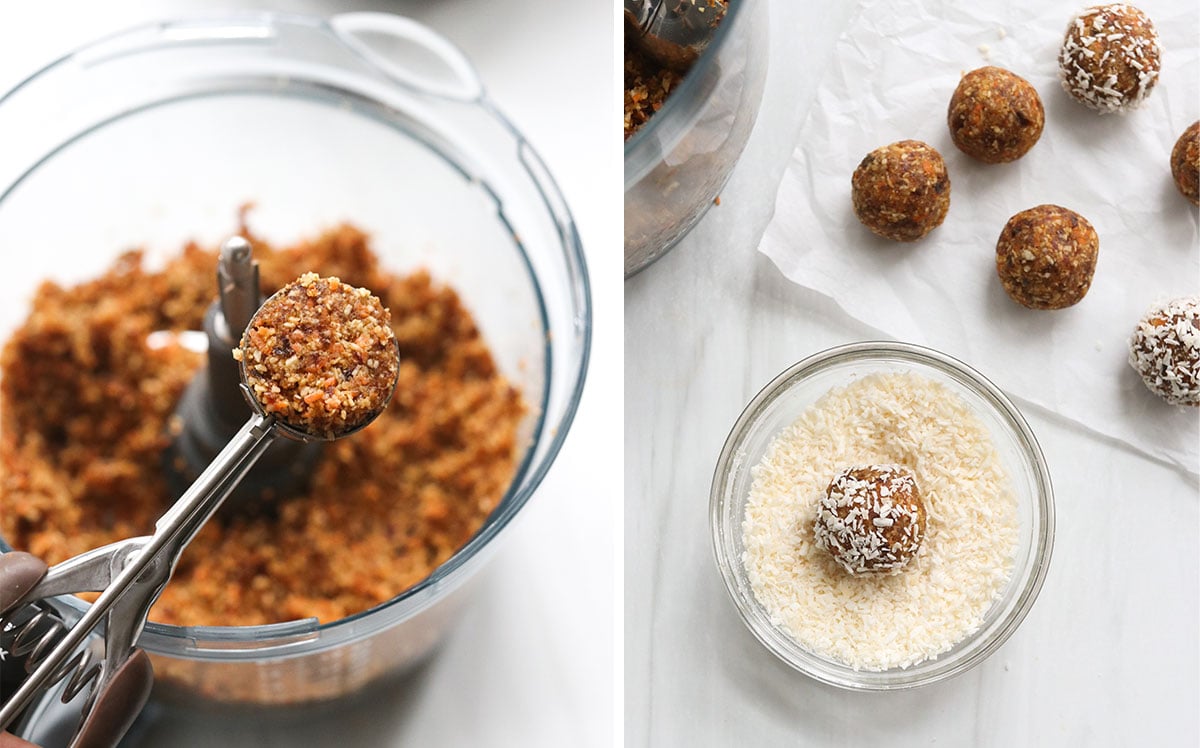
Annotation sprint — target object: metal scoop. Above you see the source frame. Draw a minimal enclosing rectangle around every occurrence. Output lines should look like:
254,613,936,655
624,0,727,72
0,278,401,746
166,237,324,510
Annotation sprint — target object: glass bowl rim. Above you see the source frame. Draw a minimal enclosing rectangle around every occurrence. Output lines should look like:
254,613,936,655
709,340,1055,690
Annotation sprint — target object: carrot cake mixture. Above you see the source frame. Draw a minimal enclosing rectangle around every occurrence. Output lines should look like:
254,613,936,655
813,464,927,576
0,224,525,626
624,42,689,140
1058,3,1161,114
850,140,951,242
237,273,399,439
995,204,1098,310
1171,121,1200,206
623,0,727,140
946,66,1044,164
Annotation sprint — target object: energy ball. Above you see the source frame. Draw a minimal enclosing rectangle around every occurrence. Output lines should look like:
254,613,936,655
947,67,1045,163
996,205,1098,310
851,140,951,242
237,273,400,440
1128,297,1200,406
1059,4,1161,113
813,464,927,575
1171,121,1200,206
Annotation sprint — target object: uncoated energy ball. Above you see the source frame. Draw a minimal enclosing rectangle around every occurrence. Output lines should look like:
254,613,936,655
851,140,951,242
947,67,1045,163
813,464,927,575
1059,4,1161,113
1171,121,1200,207
996,205,1099,310
238,273,399,439
1128,297,1200,407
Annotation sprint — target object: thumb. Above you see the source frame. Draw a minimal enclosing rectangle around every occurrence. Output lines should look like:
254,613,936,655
0,731,39,748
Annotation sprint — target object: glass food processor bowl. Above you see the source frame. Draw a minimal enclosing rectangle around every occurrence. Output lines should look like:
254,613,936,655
0,11,589,713
623,0,769,277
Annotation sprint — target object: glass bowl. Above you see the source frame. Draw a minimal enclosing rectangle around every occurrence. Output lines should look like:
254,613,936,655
0,11,589,716
710,342,1054,690
623,0,769,276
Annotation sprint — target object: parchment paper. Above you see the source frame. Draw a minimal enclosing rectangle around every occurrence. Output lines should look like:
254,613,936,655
760,0,1200,474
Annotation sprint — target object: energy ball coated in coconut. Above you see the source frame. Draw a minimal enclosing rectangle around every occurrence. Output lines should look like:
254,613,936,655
813,464,927,575
1128,297,1200,406
947,67,1045,163
851,140,951,242
1059,4,1161,113
1171,121,1200,206
996,205,1098,310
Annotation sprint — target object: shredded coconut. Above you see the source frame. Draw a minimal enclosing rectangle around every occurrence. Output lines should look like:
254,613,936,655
1058,4,1161,114
813,464,925,575
742,371,1019,671
1128,297,1200,406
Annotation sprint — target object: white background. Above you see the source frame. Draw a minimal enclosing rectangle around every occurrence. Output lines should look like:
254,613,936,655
626,0,1200,746
1,1,619,746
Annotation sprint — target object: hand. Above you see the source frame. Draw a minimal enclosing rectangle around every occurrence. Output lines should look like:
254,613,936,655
0,551,46,613
0,552,49,748
0,551,151,748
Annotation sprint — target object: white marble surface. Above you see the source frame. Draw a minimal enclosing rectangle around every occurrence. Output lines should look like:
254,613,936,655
2,1,618,746
625,0,1200,745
